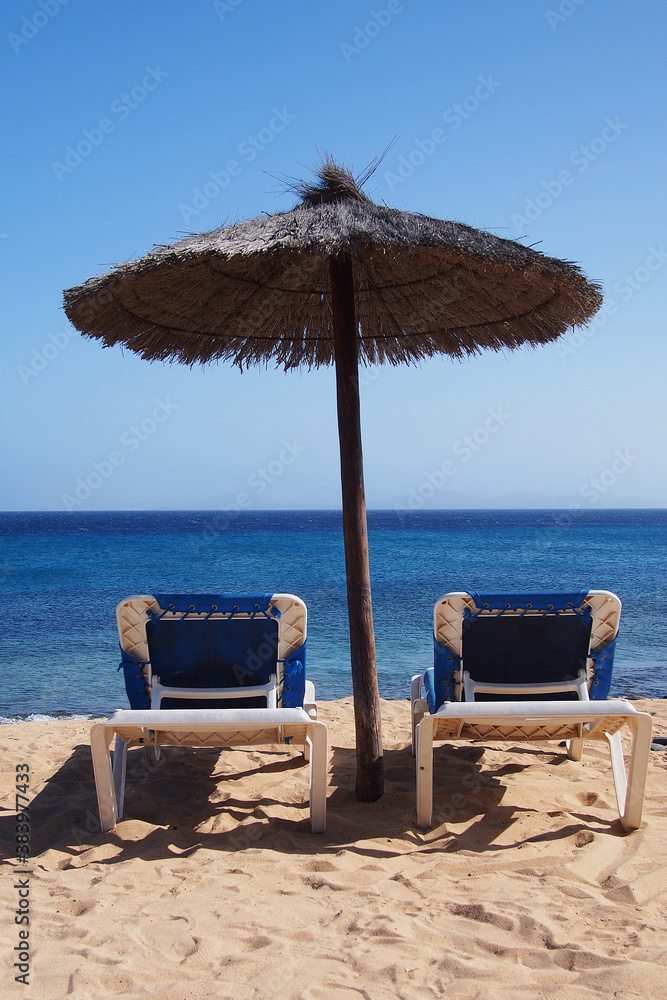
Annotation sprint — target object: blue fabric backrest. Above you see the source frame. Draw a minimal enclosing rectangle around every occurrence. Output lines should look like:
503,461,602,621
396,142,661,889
119,593,308,709
430,591,618,711
282,644,307,709
120,651,151,709
430,642,458,711
145,615,280,709
461,611,592,701
590,637,615,700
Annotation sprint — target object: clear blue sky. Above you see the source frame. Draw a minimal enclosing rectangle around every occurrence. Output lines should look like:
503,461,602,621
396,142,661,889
2,0,665,511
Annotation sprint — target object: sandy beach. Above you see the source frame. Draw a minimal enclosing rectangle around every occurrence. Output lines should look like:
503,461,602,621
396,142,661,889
2,697,667,999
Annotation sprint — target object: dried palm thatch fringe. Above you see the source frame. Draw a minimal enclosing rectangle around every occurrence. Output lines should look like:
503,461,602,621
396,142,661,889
63,160,602,370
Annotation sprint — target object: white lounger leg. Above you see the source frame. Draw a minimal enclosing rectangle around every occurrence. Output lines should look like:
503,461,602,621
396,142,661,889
307,721,327,833
607,730,628,819
410,674,427,756
304,680,318,719
411,699,428,758
303,680,316,762
610,714,653,831
91,724,119,833
112,735,131,821
416,717,435,828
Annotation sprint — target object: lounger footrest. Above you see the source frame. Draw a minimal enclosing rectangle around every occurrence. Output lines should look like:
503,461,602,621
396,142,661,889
116,726,311,749
91,708,327,834
417,700,652,833
434,719,585,743
431,701,638,744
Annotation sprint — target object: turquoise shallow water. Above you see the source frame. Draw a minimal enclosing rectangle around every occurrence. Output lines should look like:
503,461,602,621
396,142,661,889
1,509,665,719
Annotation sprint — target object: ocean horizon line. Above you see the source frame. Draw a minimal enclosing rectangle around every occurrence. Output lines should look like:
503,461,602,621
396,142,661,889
2,505,667,514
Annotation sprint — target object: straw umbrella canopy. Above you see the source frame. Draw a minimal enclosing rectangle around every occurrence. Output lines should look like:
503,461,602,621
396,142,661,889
63,159,602,802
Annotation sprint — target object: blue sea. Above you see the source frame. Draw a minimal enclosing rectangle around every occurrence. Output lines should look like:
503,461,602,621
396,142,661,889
1,509,665,720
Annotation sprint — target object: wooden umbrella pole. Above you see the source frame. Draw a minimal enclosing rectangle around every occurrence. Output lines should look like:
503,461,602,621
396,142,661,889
330,253,384,801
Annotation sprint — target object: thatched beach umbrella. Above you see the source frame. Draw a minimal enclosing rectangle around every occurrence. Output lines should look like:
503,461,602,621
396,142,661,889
63,159,602,801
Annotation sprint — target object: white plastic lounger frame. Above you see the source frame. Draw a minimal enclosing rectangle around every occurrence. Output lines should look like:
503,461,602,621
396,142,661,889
415,700,652,832
116,593,316,717
92,593,326,833
91,708,328,834
412,591,652,831
150,674,279,710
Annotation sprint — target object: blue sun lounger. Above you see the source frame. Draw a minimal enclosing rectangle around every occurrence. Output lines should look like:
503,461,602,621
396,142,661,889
90,593,327,833
411,591,652,831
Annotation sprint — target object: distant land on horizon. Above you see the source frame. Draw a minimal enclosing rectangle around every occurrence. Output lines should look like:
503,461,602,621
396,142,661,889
368,491,667,511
